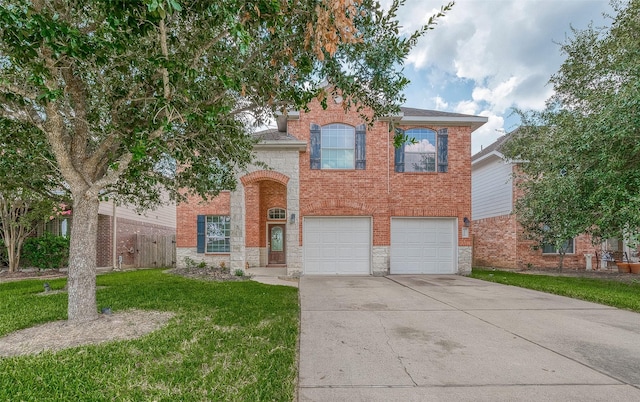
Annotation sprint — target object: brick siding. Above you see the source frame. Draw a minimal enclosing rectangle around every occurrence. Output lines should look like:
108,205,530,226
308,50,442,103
97,214,176,268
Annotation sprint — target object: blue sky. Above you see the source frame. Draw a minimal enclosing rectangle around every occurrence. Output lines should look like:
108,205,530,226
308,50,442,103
393,0,613,154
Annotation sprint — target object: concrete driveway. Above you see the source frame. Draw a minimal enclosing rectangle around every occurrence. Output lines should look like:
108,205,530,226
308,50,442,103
298,275,640,401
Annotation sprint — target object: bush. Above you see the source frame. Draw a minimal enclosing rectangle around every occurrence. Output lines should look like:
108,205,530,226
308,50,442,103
22,233,70,269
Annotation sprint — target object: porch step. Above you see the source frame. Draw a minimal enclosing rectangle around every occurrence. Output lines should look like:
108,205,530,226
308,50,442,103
247,267,287,277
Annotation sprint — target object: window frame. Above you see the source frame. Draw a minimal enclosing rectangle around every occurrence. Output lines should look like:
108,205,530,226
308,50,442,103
205,215,231,253
403,128,438,173
268,207,287,220
320,123,356,170
542,238,575,255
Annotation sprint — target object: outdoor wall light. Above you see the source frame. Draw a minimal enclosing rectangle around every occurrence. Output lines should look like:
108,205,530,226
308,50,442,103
289,213,296,224
463,217,470,227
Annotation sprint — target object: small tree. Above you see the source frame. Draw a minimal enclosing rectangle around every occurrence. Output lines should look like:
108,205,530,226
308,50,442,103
0,119,65,272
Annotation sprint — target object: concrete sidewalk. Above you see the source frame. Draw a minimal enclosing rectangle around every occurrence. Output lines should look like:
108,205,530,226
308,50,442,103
298,275,640,401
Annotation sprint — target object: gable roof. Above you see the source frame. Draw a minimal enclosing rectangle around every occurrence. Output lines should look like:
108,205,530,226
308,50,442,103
252,127,307,150
471,128,523,165
396,107,487,132
399,107,479,119
472,133,510,162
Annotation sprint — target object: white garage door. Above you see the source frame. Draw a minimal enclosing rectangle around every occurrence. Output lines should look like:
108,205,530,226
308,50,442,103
390,218,457,274
303,217,371,275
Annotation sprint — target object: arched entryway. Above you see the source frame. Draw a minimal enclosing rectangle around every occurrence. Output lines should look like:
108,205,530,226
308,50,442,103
241,171,289,267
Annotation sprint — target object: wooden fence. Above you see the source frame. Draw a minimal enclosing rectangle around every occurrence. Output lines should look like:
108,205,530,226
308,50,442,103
134,234,176,268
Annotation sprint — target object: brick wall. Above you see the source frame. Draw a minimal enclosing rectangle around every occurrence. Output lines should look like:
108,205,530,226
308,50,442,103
516,232,598,270
96,214,176,268
288,99,473,248
96,214,113,268
473,214,517,268
258,180,287,246
175,192,231,248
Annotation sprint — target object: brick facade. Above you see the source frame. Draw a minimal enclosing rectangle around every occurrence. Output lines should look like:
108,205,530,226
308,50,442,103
96,214,176,268
472,150,600,271
176,99,486,275
290,100,473,250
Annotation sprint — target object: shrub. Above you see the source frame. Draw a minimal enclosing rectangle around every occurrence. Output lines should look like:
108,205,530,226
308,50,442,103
22,233,70,269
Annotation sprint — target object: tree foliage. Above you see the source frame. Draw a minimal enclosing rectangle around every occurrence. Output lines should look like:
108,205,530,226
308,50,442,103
0,0,453,321
503,0,639,251
0,119,65,272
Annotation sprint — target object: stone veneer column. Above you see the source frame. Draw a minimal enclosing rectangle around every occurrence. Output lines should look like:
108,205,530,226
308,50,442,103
286,173,302,275
230,186,246,272
372,246,390,276
458,246,472,275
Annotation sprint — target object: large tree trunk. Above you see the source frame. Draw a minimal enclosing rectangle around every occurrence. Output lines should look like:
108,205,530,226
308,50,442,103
67,192,100,322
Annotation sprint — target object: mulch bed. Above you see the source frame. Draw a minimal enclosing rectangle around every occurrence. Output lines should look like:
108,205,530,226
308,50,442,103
0,269,67,283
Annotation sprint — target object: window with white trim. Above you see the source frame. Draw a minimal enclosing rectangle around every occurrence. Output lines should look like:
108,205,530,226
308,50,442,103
268,208,286,220
321,123,355,169
206,215,230,253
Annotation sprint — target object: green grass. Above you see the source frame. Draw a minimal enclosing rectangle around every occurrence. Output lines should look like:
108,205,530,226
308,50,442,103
471,268,640,313
0,269,299,401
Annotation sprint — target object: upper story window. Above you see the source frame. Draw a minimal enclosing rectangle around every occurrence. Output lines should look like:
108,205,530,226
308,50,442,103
322,124,355,169
395,127,448,173
404,128,437,172
268,208,287,220
310,123,366,170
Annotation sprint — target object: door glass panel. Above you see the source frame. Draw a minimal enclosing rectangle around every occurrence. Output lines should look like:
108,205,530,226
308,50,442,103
271,227,283,251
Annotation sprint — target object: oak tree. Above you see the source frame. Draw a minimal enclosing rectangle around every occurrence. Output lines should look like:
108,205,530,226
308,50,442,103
0,0,452,321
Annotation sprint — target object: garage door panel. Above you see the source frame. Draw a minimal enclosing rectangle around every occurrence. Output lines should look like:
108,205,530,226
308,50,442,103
391,218,456,274
304,217,371,275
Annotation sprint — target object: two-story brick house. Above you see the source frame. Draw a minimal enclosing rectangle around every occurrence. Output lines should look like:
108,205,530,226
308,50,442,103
176,99,487,276
471,133,602,270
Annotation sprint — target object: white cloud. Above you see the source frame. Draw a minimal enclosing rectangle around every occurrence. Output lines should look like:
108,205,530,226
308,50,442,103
433,96,449,109
406,139,436,153
471,114,506,155
397,0,612,149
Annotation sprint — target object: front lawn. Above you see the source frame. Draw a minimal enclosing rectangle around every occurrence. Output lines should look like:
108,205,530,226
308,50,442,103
471,268,640,313
0,269,299,401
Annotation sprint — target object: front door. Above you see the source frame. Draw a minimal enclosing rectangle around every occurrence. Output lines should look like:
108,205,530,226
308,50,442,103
268,224,286,265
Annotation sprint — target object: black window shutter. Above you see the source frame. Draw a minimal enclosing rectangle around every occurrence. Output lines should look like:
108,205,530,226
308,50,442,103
355,124,366,170
437,128,448,173
310,124,321,169
394,128,405,172
197,215,206,253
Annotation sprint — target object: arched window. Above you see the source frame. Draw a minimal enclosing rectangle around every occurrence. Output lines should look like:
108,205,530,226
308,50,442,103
321,123,355,169
394,127,448,173
268,208,287,220
404,128,437,172
309,123,366,170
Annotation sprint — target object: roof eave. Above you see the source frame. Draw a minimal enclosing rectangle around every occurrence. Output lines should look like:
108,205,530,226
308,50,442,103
399,115,488,132
255,140,307,151
471,150,505,166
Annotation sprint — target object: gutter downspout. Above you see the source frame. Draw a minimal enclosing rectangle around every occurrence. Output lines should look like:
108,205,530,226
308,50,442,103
112,200,117,270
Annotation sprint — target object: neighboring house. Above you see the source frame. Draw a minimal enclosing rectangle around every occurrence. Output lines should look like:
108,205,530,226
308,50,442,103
471,133,600,270
176,98,487,276
42,198,176,269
